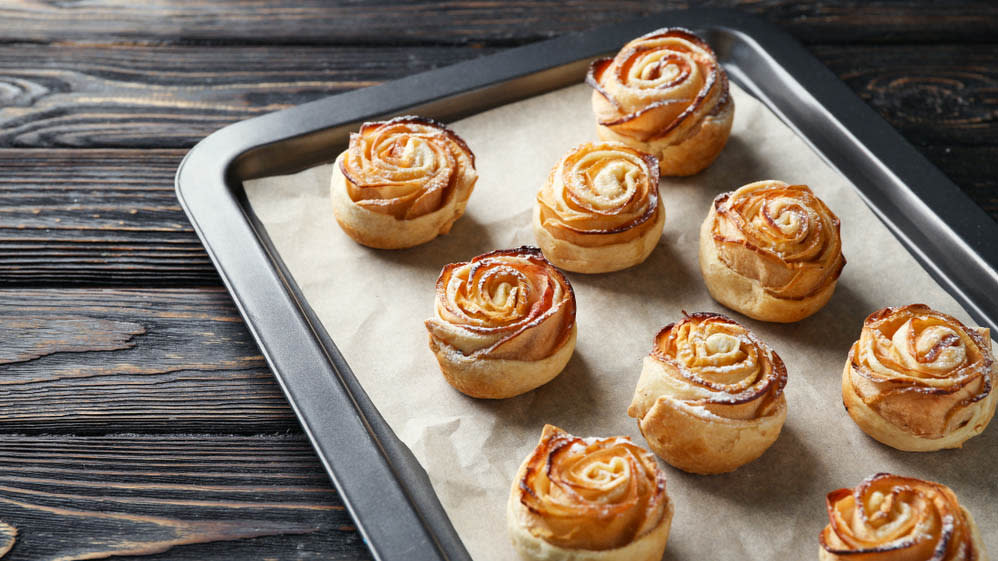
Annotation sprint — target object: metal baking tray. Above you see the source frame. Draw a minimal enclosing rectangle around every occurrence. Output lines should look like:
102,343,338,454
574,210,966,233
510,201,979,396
175,9,998,561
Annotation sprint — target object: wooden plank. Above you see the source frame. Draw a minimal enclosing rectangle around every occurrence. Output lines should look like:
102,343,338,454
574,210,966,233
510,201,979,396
811,43,998,147
0,45,491,148
0,523,13,559
0,149,218,286
0,288,302,434
0,434,370,560
0,1,995,45
0,43,994,150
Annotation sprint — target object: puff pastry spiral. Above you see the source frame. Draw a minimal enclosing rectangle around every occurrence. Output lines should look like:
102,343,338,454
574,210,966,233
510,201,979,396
425,247,576,399
820,473,988,561
699,180,845,322
843,304,996,451
628,312,787,474
330,116,477,249
534,141,665,273
508,424,673,561
587,27,734,176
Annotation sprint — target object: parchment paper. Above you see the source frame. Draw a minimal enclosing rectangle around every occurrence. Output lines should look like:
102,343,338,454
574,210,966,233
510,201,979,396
244,82,997,560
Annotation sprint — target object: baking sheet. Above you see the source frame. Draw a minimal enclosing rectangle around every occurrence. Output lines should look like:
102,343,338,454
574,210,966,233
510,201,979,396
244,82,997,560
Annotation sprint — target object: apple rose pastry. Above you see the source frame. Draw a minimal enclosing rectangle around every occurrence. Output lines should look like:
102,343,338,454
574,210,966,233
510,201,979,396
842,304,996,452
534,142,665,274
425,247,577,399
507,424,673,561
820,473,988,561
628,312,787,474
587,27,734,176
699,180,845,323
330,116,477,249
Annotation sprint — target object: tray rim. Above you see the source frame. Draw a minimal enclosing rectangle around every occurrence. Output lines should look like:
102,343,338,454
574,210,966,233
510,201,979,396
175,9,998,561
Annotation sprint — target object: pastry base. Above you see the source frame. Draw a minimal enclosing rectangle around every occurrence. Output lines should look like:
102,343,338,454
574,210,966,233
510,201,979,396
596,95,734,177
506,455,673,561
330,153,470,249
841,357,998,452
428,324,577,399
532,204,665,274
629,356,787,475
698,213,837,322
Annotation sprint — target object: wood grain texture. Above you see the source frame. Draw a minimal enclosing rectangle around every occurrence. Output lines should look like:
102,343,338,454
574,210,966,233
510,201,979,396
0,149,218,286
0,1,995,45
0,434,371,561
0,522,14,559
813,44,998,147
1,42,996,150
0,288,301,434
0,45,490,148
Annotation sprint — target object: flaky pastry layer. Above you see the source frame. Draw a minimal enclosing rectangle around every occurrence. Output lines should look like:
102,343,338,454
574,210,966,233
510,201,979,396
533,142,664,273
587,27,734,176
628,312,787,474
425,247,576,398
842,304,996,451
699,180,845,322
330,116,476,249
507,425,672,561
819,473,988,561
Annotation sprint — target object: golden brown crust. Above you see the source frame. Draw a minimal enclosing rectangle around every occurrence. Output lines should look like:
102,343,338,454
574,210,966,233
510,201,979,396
330,116,477,249
507,425,673,561
627,312,787,474
698,180,845,322
586,27,733,176
819,473,989,561
534,142,665,273
425,247,577,399
842,304,996,451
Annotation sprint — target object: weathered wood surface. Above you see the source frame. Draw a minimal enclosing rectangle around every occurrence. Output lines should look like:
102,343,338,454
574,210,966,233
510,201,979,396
0,288,300,434
0,149,216,286
0,45,490,149
0,522,14,559
0,434,371,560
1,1,996,44
0,44,994,150
812,44,998,147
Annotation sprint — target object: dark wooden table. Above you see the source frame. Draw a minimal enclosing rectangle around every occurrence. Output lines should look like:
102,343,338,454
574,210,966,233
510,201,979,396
1,2,995,559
